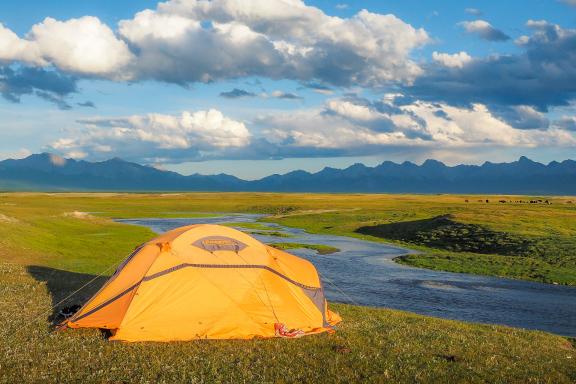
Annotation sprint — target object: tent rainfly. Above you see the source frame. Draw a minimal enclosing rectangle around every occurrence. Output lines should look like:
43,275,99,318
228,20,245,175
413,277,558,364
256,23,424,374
63,224,341,342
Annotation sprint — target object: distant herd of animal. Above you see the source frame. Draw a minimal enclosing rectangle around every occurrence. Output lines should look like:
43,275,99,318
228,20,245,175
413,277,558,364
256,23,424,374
463,199,571,204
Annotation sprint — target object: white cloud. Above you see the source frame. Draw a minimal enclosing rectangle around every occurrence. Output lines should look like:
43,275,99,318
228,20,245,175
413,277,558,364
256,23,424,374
0,0,429,88
410,21,576,110
258,97,575,153
30,17,134,77
48,98,576,163
0,17,134,78
118,0,430,86
459,20,510,41
50,109,251,161
432,51,472,68
0,24,43,64
326,99,376,121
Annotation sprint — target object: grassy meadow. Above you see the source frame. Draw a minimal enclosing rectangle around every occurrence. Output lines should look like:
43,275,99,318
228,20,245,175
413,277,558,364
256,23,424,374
0,192,575,383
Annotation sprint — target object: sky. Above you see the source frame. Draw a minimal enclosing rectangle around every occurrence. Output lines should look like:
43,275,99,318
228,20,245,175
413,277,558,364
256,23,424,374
1,0,576,179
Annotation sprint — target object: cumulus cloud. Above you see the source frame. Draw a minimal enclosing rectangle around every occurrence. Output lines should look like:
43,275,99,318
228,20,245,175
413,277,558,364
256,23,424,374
432,51,472,68
50,109,251,162
406,21,576,110
0,0,429,89
49,97,576,163
0,16,133,106
258,96,564,153
255,96,575,158
459,20,510,41
116,0,429,87
30,17,134,77
0,17,134,78
0,23,43,64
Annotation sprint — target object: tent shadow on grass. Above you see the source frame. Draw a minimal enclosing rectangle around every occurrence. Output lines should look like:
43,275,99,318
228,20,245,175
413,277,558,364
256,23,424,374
26,265,108,325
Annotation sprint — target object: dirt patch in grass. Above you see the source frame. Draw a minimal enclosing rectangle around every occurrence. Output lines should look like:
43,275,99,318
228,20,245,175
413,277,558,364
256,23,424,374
0,213,19,223
63,211,97,220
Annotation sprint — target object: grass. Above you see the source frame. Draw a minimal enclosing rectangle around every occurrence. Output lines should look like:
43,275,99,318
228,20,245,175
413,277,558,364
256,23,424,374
394,253,576,284
269,242,340,255
259,195,576,285
0,192,574,382
0,192,574,284
356,214,537,256
1,263,574,383
251,230,294,238
355,214,576,284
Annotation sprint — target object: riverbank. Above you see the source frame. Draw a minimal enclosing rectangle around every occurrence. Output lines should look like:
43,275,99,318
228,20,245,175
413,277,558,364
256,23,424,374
0,193,574,382
259,196,576,286
1,261,574,383
0,192,574,283
120,215,576,337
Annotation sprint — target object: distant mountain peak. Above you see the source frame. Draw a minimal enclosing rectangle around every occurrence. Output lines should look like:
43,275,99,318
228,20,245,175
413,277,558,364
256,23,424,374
0,153,574,194
22,152,67,167
422,159,446,167
518,156,535,164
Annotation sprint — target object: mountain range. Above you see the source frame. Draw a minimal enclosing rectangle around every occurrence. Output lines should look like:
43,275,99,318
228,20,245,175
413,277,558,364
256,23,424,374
0,153,575,194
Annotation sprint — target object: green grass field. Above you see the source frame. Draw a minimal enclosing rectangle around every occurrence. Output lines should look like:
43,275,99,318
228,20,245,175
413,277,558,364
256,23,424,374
0,192,574,383
269,242,340,254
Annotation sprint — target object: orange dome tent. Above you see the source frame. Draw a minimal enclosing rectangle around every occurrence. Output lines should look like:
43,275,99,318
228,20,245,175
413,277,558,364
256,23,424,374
63,224,341,342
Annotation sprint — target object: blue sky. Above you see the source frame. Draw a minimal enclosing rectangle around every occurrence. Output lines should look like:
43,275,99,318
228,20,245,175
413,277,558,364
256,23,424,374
1,0,575,179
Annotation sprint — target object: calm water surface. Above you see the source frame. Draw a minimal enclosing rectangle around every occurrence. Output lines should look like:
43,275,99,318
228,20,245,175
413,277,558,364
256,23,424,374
117,215,576,337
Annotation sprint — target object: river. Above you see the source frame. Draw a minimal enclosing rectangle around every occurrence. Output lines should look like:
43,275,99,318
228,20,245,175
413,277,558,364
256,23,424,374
117,214,576,337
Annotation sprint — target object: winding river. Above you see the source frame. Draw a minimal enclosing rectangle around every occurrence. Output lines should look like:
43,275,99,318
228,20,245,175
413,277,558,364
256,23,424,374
117,214,576,337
